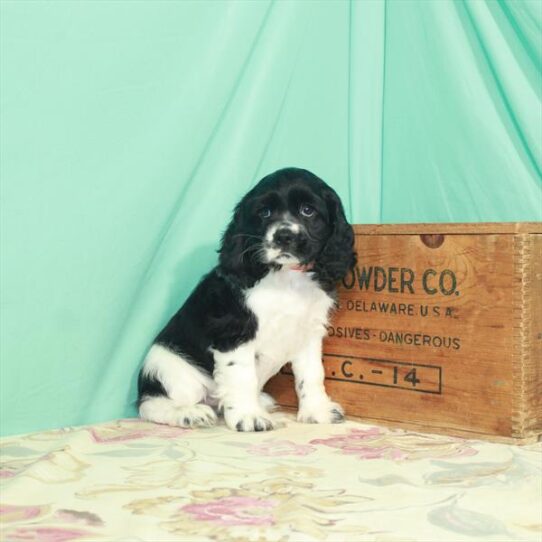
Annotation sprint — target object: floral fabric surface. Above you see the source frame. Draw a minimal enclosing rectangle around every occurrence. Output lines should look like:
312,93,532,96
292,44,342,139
1,411,541,542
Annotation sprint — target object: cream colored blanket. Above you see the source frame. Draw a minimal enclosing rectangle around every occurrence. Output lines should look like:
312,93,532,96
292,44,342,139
1,412,540,541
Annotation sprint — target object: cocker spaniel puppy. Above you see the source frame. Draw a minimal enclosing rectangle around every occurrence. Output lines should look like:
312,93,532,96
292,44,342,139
138,167,355,431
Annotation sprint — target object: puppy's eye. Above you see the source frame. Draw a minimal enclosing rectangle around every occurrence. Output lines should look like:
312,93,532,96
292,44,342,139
300,204,315,217
258,207,272,219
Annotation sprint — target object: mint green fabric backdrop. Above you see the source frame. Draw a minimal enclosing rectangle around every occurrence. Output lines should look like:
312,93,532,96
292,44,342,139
1,1,541,436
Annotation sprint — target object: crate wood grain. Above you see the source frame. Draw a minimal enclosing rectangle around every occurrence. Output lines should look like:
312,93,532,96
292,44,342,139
265,223,542,443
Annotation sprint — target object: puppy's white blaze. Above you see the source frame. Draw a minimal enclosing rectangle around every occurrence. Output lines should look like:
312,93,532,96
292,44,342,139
141,344,215,405
265,220,298,242
264,219,305,264
265,223,280,243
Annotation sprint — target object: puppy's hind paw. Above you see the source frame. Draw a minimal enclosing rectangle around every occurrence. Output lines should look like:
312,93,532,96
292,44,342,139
176,404,217,428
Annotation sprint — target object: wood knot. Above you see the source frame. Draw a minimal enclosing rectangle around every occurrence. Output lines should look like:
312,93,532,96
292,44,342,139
420,234,445,248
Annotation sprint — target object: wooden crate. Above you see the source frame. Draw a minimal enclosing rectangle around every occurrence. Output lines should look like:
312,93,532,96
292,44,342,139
266,223,542,443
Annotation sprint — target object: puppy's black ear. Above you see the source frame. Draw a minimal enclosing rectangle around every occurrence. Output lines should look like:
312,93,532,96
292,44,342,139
218,202,266,286
219,203,244,274
314,187,356,290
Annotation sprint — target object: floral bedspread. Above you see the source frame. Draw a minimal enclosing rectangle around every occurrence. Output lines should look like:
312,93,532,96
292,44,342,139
1,412,540,542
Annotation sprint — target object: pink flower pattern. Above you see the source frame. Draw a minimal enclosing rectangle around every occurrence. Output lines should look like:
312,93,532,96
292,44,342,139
0,504,45,522
4,526,91,542
310,427,477,461
247,439,316,456
181,496,275,526
89,419,188,444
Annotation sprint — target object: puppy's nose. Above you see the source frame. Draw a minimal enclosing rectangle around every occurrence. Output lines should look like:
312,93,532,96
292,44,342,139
274,228,295,248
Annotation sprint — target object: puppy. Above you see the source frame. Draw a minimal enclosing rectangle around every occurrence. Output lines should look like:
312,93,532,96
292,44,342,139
137,167,355,431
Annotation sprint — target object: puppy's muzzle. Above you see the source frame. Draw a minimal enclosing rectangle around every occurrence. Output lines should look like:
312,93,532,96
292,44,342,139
273,228,296,250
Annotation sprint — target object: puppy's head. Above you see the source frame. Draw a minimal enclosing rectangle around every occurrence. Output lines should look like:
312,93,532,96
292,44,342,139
219,168,355,288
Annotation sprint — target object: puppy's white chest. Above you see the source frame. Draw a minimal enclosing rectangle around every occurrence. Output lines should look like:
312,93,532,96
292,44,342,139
245,269,333,362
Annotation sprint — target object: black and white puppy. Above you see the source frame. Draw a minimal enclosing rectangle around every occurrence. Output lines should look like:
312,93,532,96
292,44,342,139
137,167,355,432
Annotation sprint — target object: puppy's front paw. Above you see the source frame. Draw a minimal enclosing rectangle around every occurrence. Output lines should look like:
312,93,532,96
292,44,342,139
224,408,275,432
297,400,345,424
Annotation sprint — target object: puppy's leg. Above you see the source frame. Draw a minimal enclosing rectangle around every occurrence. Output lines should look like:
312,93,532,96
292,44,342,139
213,342,274,432
292,338,344,424
254,353,278,412
258,391,277,412
139,345,217,428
